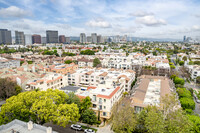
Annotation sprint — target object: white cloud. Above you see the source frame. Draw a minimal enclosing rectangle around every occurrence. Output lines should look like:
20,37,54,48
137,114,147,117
86,19,111,28
129,11,154,17
195,14,200,18
0,19,85,36
135,15,167,26
192,25,200,31
0,6,31,18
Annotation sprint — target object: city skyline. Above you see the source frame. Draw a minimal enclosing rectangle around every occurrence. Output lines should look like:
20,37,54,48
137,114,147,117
0,0,200,39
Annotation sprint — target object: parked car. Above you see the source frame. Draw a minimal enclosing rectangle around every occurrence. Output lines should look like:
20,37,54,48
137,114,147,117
71,124,82,131
84,129,95,133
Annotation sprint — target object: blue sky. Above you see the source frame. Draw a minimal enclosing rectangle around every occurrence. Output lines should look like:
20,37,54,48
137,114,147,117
0,0,200,39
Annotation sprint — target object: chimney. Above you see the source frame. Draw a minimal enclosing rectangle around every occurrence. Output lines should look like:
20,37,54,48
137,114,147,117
46,127,52,133
27,121,33,130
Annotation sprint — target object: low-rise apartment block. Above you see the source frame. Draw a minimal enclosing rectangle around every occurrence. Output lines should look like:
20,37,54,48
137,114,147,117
0,57,20,69
26,73,67,91
131,75,175,113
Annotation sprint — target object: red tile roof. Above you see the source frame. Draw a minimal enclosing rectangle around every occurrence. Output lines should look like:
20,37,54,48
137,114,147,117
97,86,120,99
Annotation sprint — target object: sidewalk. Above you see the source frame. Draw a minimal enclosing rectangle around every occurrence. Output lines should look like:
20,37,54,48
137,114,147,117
97,124,114,133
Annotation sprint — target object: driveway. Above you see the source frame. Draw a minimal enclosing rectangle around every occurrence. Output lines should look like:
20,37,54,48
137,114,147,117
97,124,114,133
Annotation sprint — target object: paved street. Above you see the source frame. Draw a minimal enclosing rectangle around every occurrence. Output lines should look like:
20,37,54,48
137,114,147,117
193,98,200,115
43,123,84,133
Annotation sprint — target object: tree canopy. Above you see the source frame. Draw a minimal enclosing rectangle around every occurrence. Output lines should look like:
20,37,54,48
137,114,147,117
0,89,80,127
80,49,95,55
93,58,101,67
0,78,22,100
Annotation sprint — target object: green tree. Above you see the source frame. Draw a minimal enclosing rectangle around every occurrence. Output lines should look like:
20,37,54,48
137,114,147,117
0,78,22,100
170,65,175,69
182,56,187,61
165,109,191,133
188,114,200,132
0,89,80,127
180,98,195,110
112,101,137,133
80,96,92,114
66,92,81,107
196,76,200,84
81,109,97,125
189,61,194,65
64,60,72,64
144,106,165,133
194,61,200,65
62,52,75,57
179,61,184,66
93,58,101,67
174,77,185,86
80,49,95,55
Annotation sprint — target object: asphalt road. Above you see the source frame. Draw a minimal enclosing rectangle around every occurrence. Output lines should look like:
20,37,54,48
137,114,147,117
43,123,84,133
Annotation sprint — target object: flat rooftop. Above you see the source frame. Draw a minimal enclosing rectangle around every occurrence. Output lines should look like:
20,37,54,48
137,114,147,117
0,119,57,133
131,75,171,108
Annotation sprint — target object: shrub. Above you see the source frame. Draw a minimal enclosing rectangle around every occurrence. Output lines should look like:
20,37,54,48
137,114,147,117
180,98,195,110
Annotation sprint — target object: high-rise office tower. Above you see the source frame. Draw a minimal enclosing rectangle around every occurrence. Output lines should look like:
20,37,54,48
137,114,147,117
97,35,102,44
87,36,92,43
91,33,97,43
0,29,12,44
80,33,86,43
183,36,186,42
15,31,25,45
41,37,46,44
46,30,58,43
65,37,70,44
59,35,66,43
25,34,32,45
32,34,41,44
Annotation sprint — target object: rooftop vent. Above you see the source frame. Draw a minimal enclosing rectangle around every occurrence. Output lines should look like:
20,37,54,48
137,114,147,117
46,127,52,133
27,121,33,131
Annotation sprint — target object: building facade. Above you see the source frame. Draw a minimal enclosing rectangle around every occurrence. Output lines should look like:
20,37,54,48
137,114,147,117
25,34,32,45
65,37,70,44
0,29,12,44
59,35,66,43
0,57,20,69
80,33,86,43
46,30,58,43
32,34,41,44
15,31,25,45
91,33,97,43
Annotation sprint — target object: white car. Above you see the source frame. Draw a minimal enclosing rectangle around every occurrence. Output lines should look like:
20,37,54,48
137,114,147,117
71,124,82,131
84,129,95,133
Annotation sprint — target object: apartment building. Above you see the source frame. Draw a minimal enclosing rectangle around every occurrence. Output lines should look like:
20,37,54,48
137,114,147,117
77,57,93,68
102,53,146,70
186,65,200,79
0,57,20,69
26,73,67,91
75,69,133,120
45,63,78,74
131,75,175,113
67,68,135,92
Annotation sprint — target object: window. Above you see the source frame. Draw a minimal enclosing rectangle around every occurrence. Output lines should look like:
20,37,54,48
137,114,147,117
99,105,102,110
104,99,106,102
103,112,107,116
93,104,97,108
99,98,102,104
92,95,96,101
104,106,106,109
